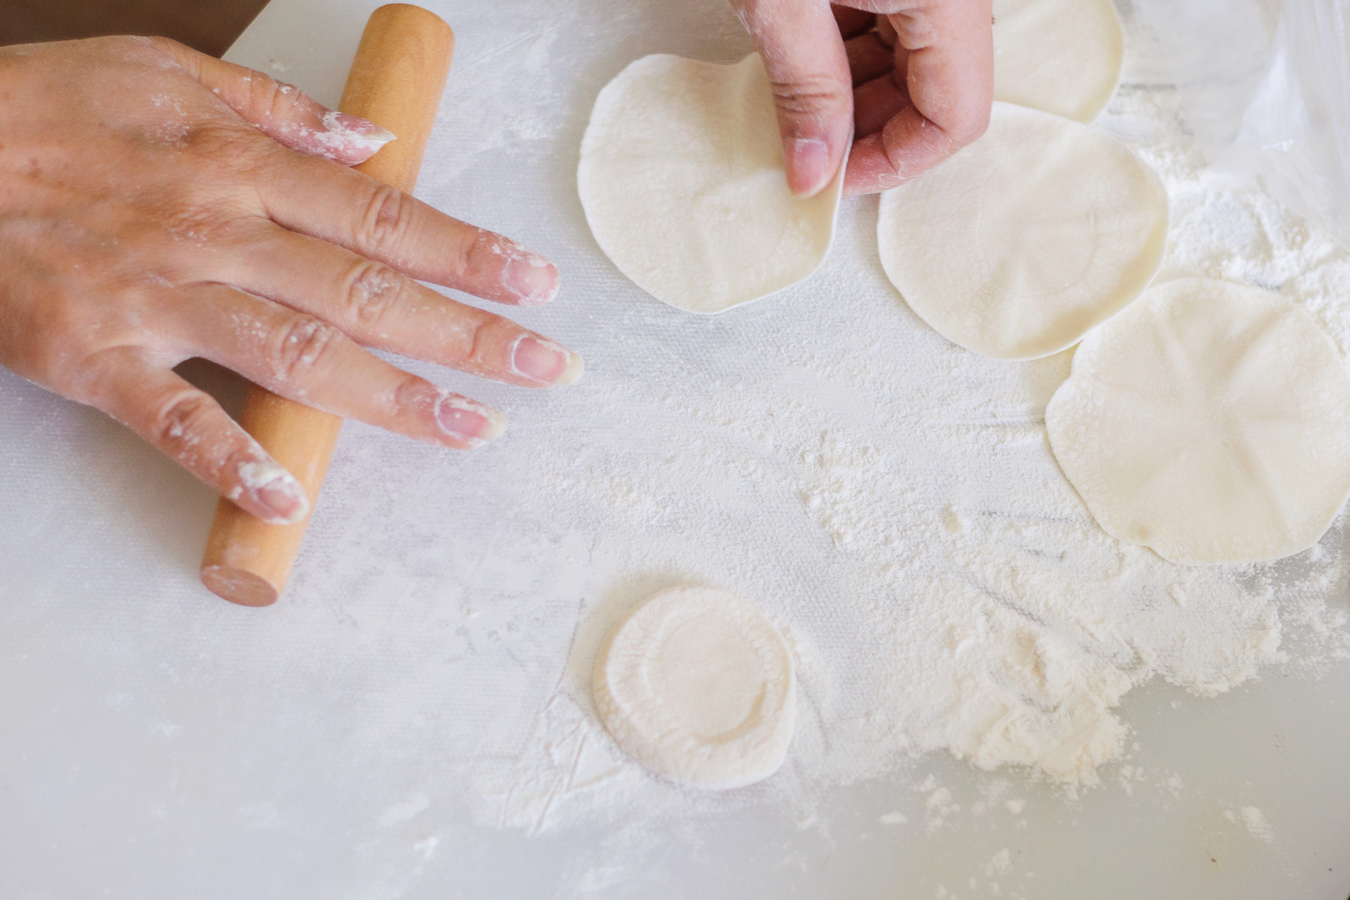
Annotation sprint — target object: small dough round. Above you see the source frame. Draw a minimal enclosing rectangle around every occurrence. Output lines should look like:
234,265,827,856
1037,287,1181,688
877,102,1168,360
1047,278,1350,565
993,0,1124,123
578,53,845,314
592,586,795,789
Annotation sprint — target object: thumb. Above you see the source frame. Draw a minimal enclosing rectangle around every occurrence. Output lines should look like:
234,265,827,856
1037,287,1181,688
148,37,395,166
734,0,853,197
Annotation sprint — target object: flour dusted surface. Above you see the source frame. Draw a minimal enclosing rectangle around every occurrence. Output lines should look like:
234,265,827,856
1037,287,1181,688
2,1,1347,896
327,0,1350,846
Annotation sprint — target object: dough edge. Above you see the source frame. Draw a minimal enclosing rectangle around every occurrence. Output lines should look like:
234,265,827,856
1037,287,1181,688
1046,276,1350,564
591,585,797,789
578,53,848,315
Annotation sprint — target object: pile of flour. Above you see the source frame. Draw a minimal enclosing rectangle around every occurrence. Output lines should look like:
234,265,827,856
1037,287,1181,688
340,1,1350,838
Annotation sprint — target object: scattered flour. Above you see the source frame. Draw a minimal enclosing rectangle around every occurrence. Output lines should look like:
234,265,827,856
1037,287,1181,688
303,0,1350,860
924,787,961,834
1225,805,1275,843
1240,806,1274,843
427,3,577,183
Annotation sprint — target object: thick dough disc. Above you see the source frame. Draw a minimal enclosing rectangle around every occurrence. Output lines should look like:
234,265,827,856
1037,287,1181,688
578,53,845,314
877,102,1168,360
993,0,1124,123
1047,278,1350,564
592,586,796,789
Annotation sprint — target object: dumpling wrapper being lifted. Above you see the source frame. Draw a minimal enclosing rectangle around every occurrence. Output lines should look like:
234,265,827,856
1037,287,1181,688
578,53,846,314
877,102,1168,360
1047,278,1350,565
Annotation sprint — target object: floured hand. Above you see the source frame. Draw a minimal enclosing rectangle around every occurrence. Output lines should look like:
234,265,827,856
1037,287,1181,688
731,0,994,196
0,37,582,524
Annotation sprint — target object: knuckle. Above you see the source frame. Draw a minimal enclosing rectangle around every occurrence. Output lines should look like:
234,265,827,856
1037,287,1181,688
954,106,991,146
115,34,185,64
37,340,100,401
156,198,243,247
356,185,413,255
462,311,506,370
438,303,497,370
215,441,279,501
261,79,305,124
382,372,433,419
340,260,405,328
769,75,849,119
270,315,344,383
180,121,268,174
457,229,505,280
148,388,216,451
26,301,108,392
891,17,938,49
138,35,185,56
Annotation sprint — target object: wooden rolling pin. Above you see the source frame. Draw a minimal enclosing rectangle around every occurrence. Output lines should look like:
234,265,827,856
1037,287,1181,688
200,3,454,607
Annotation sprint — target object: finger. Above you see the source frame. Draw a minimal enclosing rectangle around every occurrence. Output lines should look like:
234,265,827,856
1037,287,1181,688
844,2,993,194
215,222,584,386
735,0,854,197
81,347,310,524
833,6,877,38
145,36,395,165
875,11,899,47
853,70,910,137
255,156,560,305
845,32,898,88
889,3,992,143
845,118,953,195
180,284,524,451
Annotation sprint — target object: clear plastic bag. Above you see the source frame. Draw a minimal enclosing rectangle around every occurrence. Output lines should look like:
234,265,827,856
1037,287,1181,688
1134,0,1350,243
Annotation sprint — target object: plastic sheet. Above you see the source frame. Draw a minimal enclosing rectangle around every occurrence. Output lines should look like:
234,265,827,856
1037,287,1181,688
1136,0,1350,243
4,1,1350,896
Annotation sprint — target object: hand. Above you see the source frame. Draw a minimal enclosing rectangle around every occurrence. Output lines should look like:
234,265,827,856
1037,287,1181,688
0,37,582,525
731,0,994,196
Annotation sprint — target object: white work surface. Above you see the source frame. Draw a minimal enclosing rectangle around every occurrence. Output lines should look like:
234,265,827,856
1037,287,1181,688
3,1,1350,897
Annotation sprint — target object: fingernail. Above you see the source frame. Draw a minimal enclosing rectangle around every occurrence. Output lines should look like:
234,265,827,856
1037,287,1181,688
787,138,832,197
321,110,396,153
503,248,559,306
237,459,310,525
434,393,506,447
510,334,584,386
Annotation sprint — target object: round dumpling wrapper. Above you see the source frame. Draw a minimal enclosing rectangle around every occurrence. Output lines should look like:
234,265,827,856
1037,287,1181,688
579,53,845,314
593,586,795,789
993,0,1124,123
1047,277,1350,564
878,102,1168,360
